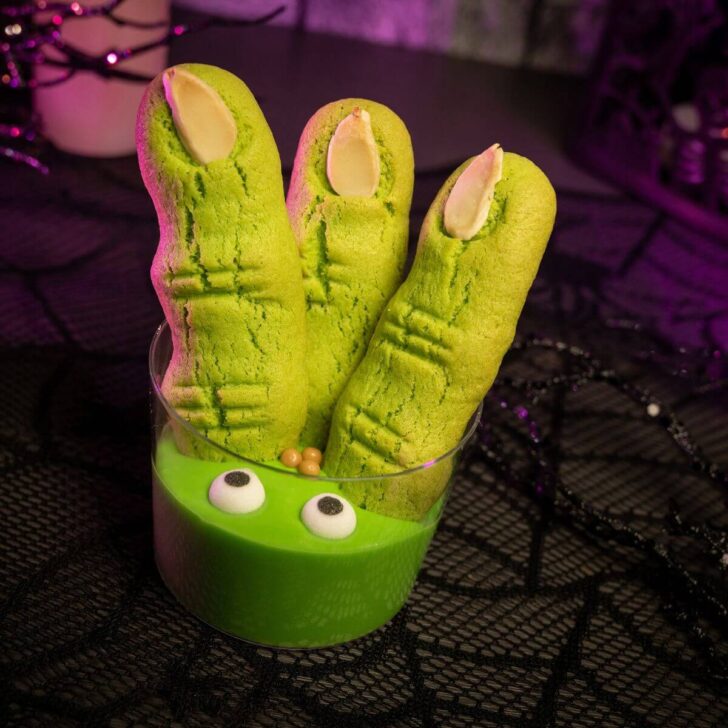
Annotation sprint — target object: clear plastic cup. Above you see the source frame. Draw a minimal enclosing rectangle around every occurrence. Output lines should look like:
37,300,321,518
150,321,481,648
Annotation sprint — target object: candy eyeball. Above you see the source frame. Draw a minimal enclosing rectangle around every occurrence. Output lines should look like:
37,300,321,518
209,469,265,514
301,493,356,539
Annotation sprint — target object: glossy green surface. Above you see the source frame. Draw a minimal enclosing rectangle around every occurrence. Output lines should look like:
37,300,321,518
153,432,439,647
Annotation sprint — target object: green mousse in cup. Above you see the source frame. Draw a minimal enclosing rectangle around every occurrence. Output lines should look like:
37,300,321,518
150,322,480,648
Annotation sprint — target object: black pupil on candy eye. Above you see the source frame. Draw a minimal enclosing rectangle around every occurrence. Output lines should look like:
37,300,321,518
318,496,343,516
224,471,250,487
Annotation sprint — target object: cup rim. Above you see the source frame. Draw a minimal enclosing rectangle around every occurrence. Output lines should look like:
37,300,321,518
149,321,482,483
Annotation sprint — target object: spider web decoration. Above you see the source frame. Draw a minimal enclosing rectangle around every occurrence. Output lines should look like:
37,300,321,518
0,0,284,173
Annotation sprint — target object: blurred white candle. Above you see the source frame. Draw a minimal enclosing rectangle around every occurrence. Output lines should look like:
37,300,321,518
34,0,170,157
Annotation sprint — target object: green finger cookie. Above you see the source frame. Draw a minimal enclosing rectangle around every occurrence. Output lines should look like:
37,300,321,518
138,64,307,461
287,99,414,449
325,147,556,519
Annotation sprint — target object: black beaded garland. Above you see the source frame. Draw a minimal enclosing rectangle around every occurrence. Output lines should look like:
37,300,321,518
0,0,284,172
476,335,728,680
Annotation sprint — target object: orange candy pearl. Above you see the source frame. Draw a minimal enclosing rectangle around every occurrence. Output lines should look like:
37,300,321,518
301,447,323,464
298,459,321,476
280,448,302,468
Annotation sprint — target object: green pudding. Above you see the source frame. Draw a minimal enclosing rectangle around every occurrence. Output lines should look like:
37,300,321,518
153,432,441,647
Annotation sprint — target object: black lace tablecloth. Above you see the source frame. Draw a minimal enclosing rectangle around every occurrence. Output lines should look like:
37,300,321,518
1,147,727,728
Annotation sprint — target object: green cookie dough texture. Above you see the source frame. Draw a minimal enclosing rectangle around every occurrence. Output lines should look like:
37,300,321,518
138,64,308,461
325,151,557,519
287,99,414,449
